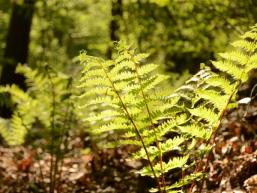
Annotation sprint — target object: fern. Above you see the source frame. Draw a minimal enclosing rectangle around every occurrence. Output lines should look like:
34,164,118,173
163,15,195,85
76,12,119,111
0,84,37,145
78,25,257,193
0,64,78,193
0,64,74,146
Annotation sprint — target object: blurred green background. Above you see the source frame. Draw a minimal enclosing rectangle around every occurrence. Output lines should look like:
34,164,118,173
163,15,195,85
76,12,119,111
1,0,257,77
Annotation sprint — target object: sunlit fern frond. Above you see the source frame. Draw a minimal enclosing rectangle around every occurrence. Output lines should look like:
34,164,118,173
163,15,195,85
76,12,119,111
78,25,257,192
0,65,74,146
0,85,36,145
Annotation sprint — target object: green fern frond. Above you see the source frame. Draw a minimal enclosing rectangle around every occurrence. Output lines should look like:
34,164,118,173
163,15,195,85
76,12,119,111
0,65,74,146
212,60,248,81
241,31,257,40
231,39,257,53
133,136,185,161
195,89,228,111
205,76,233,95
0,84,31,103
139,155,189,178
178,124,211,140
219,51,248,66
0,115,28,145
96,123,131,133
78,26,257,192
165,173,203,192
188,106,219,125
16,64,46,92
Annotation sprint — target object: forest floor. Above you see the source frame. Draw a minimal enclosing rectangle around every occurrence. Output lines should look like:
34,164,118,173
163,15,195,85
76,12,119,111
0,90,257,193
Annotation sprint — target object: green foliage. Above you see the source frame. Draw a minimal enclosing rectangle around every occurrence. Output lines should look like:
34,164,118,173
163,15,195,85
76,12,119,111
122,0,257,73
0,64,74,146
0,64,78,192
29,0,111,70
78,25,257,192
2,0,257,76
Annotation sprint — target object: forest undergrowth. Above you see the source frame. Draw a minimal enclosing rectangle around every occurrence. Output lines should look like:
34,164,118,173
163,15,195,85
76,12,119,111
0,88,256,193
2,1,257,193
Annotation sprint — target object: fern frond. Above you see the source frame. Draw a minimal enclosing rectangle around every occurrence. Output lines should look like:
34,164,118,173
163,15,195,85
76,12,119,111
205,76,233,95
78,26,257,192
165,173,203,192
0,65,74,146
231,39,257,53
178,124,211,140
195,89,228,111
241,31,257,41
0,113,29,145
247,53,257,72
0,84,30,103
188,106,219,125
219,51,248,66
16,64,46,92
139,155,189,178
212,60,248,81
133,136,185,161
95,123,131,133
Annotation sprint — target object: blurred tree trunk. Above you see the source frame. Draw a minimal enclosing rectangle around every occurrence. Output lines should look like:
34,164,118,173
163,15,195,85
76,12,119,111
0,0,35,118
107,0,123,59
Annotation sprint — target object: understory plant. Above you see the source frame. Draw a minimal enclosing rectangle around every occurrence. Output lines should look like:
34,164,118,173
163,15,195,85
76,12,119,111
0,64,75,193
78,25,257,192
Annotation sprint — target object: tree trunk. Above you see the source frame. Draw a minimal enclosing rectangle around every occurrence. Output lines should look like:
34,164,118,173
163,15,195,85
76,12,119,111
107,0,123,59
0,0,35,118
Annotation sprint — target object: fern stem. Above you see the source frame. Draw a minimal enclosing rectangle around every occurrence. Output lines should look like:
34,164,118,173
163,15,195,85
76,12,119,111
45,66,57,193
99,60,162,192
133,58,166,192
56,83,74,193
194,82,241,193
